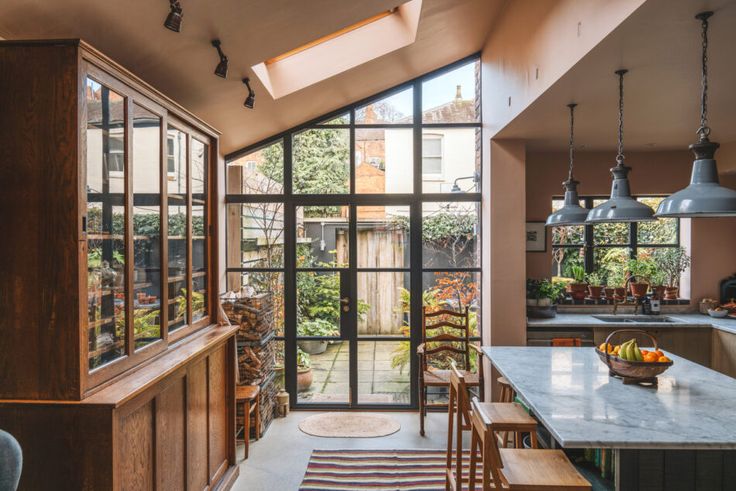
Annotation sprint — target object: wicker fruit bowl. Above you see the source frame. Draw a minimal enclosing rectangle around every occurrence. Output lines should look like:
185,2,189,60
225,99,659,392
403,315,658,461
595,329,673,383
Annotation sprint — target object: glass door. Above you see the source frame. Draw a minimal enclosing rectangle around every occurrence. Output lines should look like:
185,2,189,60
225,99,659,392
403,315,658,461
291,203,412,407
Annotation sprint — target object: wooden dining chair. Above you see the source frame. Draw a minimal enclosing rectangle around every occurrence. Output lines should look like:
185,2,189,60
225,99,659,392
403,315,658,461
468,397,590,490
446,364,539,491
418,306,483,436
236,384,261,461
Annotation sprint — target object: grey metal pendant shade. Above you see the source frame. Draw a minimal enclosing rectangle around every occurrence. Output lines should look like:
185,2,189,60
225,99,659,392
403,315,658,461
656,11,736,218
586,69,655,224
546,104,589,226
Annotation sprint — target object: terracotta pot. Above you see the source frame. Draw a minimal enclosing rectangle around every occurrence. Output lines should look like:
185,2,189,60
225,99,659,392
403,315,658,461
664,287,679,301
604,287,616,300
652,285,666,300
588,285,603,299
566,283,588,301
297,367,313,392
629,282,649,298
614,287,626,300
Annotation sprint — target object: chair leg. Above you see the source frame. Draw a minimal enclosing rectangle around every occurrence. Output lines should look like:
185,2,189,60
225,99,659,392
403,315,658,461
419,378,425,436
530,429,539,449
482,435,492,491
446,390,454,470
243,399,250,461
255,394,261,441
468,428,478,491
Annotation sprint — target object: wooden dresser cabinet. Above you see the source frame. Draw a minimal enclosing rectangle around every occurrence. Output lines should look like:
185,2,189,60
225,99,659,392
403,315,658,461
0,39,238,490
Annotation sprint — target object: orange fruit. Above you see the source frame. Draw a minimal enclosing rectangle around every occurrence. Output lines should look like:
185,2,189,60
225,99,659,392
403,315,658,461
641,349,650,356
644,352,659,363
658,356,672,363
655,350,664,357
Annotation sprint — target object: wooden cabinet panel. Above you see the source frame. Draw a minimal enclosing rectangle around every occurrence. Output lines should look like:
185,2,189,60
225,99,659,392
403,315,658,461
188,357,209,491
156,376,186,491
712,330,736,378
120,400,155,491
209,345,229,483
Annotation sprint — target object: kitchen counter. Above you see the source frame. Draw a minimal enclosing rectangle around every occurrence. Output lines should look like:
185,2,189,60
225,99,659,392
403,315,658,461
528,312,736,335
483,346,736,450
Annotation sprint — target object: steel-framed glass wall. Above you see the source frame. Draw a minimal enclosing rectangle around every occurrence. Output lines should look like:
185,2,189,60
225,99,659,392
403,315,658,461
226,55,482,409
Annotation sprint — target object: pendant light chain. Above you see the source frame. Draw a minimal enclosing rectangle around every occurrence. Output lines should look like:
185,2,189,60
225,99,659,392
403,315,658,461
616,70,626,166
567,103,576,181
697,12,711,140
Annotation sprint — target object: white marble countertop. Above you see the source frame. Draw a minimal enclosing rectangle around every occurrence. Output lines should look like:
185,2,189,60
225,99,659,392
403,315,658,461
527,313,736,335
482,346,736,449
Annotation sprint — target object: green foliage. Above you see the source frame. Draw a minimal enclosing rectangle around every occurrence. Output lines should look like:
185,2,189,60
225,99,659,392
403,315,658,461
627,258,656,282
653,247,690,287
297,319,339,337
570,265,586,283
585,271,605,286
527,279,565,302
601,249,629,287
297,347,311,368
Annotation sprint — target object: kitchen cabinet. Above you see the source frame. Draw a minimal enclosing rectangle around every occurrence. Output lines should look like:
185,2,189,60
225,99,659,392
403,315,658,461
711,329,736,378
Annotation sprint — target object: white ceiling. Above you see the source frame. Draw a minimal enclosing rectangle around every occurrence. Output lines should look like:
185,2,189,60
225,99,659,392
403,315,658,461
0,0,505,155
498,0,736,151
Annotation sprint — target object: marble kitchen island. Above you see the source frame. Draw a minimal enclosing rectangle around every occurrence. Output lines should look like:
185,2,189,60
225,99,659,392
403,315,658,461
482,346,736,490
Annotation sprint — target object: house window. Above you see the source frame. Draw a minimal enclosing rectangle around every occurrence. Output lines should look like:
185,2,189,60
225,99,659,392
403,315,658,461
167,136,176,176
551,196,680,285
422,134,443,175
107,134,125,175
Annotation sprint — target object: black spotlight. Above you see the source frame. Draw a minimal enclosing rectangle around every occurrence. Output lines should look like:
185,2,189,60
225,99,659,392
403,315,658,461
211,40,228,78
243,78,255,109
164,0,183,32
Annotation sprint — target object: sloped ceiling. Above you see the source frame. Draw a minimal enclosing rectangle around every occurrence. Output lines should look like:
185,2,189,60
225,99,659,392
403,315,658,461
0,0,506,154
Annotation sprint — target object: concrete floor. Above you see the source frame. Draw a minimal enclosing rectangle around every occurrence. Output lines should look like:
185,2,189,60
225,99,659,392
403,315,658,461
231,411,453,491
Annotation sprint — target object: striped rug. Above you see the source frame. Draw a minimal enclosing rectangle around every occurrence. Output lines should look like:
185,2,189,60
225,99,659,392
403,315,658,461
300,449,475,490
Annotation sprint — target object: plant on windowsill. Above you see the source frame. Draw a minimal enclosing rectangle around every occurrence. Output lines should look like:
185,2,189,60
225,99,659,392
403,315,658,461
527,279,565,318
649,270,668,300
653,247,691,301
627,258,656,298
585,272,605,300
296,347,313,392
566,265,588,302
603,255,628,302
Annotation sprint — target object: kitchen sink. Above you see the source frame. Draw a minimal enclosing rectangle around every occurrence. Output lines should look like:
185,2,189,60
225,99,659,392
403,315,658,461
593,315,675,323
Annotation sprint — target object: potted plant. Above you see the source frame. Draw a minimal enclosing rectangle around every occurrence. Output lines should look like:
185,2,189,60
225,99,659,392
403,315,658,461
627,258,655,298
296,347,313,392
566,265,588,301
653,247,691,300
527,279,565,318
650,269,668,300
605,265,627,302
585,271,605,300
297,319,338,354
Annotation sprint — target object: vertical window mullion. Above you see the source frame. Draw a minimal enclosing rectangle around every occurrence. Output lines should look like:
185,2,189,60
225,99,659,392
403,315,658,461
630,222,637,259
584,198,594,273
186,134,193,327
160,115,169,341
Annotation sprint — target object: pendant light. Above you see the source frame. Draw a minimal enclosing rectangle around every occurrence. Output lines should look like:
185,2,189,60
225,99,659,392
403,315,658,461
586,69,655,223
656,11,736,217
546,103,589,226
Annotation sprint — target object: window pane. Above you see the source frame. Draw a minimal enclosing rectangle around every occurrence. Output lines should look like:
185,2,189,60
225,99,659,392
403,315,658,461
296,206,349,268
422,202,480,268
133,104,162,350
226,272,284,336
296,339,349,404
297,272,341,338
355,87,413,124
167,127,188,332
355,128,413,194
637,197,677,244
422,272,480,337
551,199,585,245
192,139,208,323
422,59,480,123
357,272,410,337
227,203,284,268
227,140,284,195
358,341,410,404
356,206,409,268
551,247,585,278
594,247,631,287
86,77,126,370
422,128,480,193
293,129,349,194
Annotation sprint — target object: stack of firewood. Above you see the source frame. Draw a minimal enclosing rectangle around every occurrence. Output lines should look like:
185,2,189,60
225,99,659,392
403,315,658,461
237,341,275,385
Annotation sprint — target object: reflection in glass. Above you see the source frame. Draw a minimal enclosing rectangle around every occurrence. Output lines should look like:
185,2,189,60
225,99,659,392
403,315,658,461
356,206,409,268
355,88,413,124
86,77,126,370
422,59,479,123
422,202,479,268
296,206,349,268
192,139,208,323
357,272,409,337
227,140,284,195
133,104,162,350
355,128,412,194
227,203,285,269
358,341,410,404
168,127,188,331
293,129,349,195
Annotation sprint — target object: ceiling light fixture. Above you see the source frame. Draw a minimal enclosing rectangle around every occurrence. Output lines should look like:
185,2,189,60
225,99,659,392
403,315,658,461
546,103,589,226
164,0,183,32
211,40,228,78
656,11,736,217
586,69,655,224
243,78,255,109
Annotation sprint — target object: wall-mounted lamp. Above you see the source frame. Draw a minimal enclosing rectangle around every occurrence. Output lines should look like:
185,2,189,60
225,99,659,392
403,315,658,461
450,172,480,193
164,0,183,32
211,40,228,78
243,78,255,109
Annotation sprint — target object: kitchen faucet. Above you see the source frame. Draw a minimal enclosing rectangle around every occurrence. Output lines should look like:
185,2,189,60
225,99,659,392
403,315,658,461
613,276,640,315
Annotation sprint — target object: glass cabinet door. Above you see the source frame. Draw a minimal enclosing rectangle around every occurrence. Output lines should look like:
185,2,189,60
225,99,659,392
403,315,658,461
86,77,127,370
167,127,188,331
191,138,208,323
132,104,163,350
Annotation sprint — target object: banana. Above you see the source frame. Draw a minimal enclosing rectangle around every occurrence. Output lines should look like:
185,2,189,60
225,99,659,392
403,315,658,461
619,340,632,360
633,342,643,361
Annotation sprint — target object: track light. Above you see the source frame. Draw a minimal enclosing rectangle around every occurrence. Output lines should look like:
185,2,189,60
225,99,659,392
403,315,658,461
243,78,255,109
211,40,228,78
164,0,183,32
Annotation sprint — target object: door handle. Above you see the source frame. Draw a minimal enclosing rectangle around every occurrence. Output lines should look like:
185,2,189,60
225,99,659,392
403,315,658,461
340,297,350,312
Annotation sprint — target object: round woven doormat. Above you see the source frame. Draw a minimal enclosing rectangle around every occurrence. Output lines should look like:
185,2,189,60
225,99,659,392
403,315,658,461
298,412,401,438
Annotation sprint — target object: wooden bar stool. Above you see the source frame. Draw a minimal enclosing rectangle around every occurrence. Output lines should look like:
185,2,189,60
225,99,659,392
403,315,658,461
468,397,590,491
446,365,538,491
498,376,514,403
236,384,261,461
